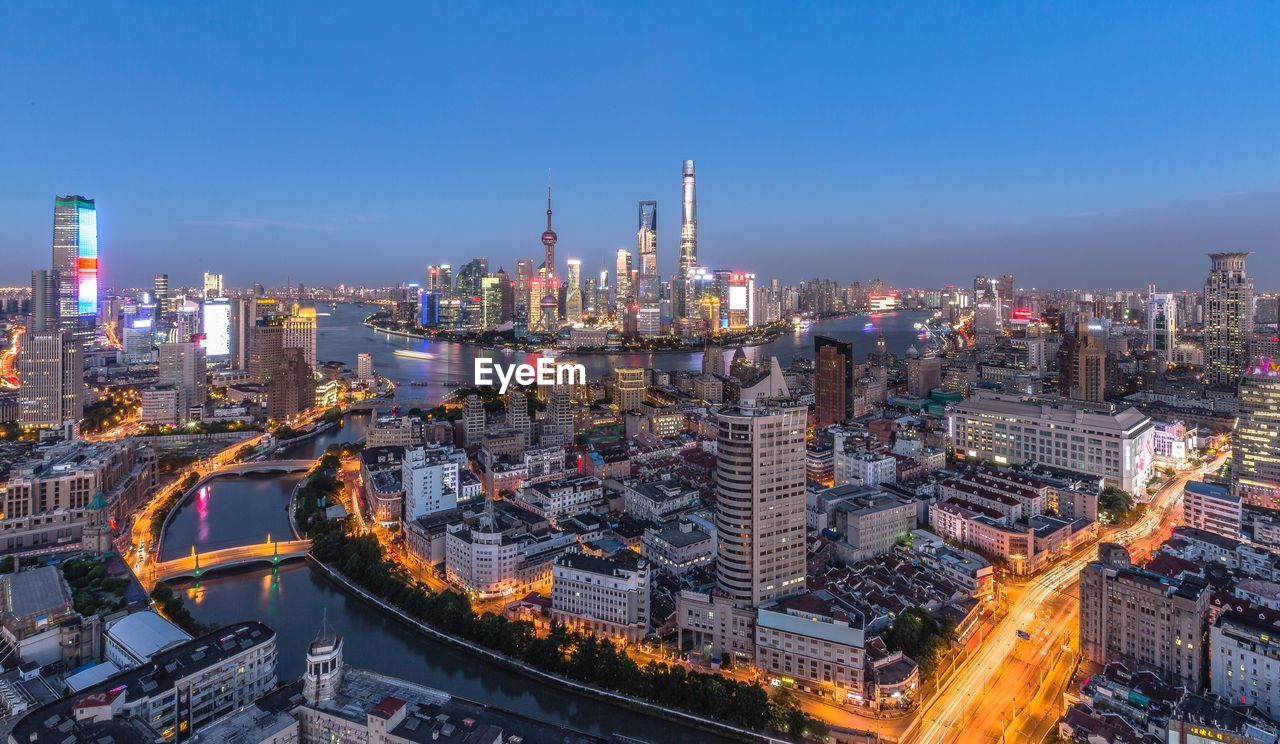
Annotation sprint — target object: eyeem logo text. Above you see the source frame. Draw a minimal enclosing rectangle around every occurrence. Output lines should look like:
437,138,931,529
474,357,586,394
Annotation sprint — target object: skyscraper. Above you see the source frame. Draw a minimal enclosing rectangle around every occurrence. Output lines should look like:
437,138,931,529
17,329,83,428
564,259,582,324
514,259,533,320
813,336,854,427
1071,315,1108,403
636,201,660,336
1233,355,1280,508
52,195,98,348
614,249,632,309
282,305,318,370
713,387,807,607
268,347,315,422
676,160,697,322
158,340,208,422
907,352,942,398
1147,289,1178,364
1204,252,1254,385
30,269,59,333
203,272,224,298
153,273,170,313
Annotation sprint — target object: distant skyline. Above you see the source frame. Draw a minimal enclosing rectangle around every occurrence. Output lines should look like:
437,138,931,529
3,3,1278,290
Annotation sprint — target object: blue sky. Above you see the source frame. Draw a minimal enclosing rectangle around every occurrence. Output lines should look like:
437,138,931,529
3,2,1278,290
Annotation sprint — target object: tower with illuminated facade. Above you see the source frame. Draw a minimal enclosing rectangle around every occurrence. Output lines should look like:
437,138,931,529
530,182,560,333
1234,355,1280,508
1204,252,1253,385
676,160,698,324
636,201,660,336
52,195,98,348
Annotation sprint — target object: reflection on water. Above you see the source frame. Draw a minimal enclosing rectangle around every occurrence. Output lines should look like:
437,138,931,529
159,473,302,562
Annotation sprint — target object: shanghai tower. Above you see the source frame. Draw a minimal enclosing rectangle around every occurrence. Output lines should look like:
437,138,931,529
676,160,697,323
679,160,697,272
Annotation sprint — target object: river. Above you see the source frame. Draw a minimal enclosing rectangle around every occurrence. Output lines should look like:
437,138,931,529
319,301,931,409
168,305,929,742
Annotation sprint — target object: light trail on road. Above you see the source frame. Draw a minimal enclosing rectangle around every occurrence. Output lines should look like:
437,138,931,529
908,456,1225,744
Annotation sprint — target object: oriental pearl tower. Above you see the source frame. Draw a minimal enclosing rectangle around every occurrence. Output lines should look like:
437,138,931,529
533,175,560,333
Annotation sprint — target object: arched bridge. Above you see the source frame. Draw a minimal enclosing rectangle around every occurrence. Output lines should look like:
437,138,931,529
210,460,314,476
153,539,312,582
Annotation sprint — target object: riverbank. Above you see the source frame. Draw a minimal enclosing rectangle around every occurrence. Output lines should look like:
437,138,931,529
362,315,789,354
305,554,779,743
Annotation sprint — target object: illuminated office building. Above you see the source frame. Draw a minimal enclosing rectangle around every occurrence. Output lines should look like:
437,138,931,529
153,273,170,315
813,335,854,427
1147,290,1178,363
17,333,83,429
714,389,807,606
158,340,207,423
725,273,755,329
636,200,660,336
676,160,698,322
614,249,632,308
1204,252,1253,385
1233,356,1280,508
202,298,232,360
283,305,318,370
203,272,224,298
52,195,98,348
564,259,583,325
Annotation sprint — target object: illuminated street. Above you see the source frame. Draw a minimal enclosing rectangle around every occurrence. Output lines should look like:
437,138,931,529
906,454,1225,744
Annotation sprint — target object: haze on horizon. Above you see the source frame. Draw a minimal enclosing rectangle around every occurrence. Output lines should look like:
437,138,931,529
3,3,1278,290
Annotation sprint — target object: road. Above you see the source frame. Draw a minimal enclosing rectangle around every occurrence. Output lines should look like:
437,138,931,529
906,455,1224,744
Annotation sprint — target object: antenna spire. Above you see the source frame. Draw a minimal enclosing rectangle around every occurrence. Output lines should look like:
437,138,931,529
546,169,553,230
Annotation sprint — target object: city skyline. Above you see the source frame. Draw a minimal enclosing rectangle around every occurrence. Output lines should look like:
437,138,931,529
5,4,1280,289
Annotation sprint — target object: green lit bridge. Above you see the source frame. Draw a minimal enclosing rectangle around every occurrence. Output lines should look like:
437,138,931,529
152,539,312,582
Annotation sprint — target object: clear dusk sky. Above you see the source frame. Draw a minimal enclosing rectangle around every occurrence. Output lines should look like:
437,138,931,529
2,3,1278,291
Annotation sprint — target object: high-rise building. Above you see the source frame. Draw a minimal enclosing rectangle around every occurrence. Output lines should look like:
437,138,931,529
702,343,725,377
153,273,170,315
356,352,374,381
1204,252,1254,385
506,391,531,446
1233,355,1280,508
677,160,698,322
998,273,1015,322
1079,544,1208,690
907,352,942,398
514,259,533,319
541,390,574,447
248,315,285,383
612,367,646,413
202,272,224,298
29,269,59,334
202,297,232,360
52,195,98,348
17,329,83,429
636,200,660,336
282,305,318,370
267,347,315,421
614,249,632,307
495,267,514,322
1147,289,1178,363
725,273,755,329
427,264,452,294
158,340,207,423
1072,315,1108,402
713,392,807,607
564,259,583,324
462,394,486,447
813,336,854,427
